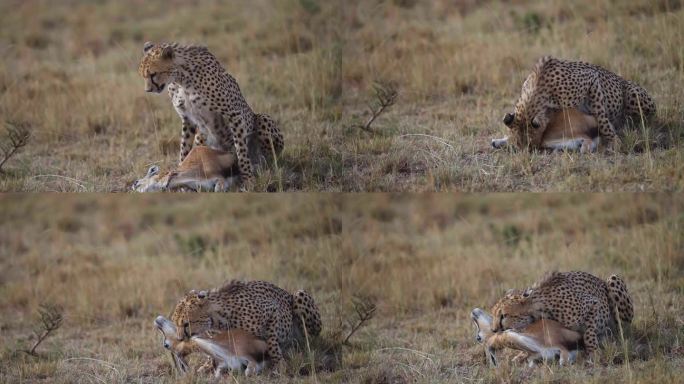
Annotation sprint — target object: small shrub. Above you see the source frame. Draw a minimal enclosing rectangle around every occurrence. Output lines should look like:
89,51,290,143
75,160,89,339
0,121,31,172
24,303,63,357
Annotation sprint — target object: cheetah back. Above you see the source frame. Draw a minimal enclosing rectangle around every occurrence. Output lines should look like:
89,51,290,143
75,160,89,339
171,280,295,345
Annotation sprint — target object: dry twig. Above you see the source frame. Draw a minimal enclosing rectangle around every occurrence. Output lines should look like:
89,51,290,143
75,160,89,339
0,121,31,172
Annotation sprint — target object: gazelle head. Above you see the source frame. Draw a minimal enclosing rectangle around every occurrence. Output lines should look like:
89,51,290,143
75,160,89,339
132,165,173,192
471,308,499,367
154,315,193,374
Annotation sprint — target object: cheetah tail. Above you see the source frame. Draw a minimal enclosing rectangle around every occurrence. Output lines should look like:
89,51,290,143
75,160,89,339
606,274,634,324
292,290,322,337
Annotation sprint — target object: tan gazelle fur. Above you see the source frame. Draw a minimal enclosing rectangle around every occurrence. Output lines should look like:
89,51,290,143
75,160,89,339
492,108,599,153
471,308,582,367
191,330,269,377
133,146,239,192
154,315,269,377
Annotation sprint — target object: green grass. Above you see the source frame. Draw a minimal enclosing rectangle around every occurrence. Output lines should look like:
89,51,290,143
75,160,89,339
0,0,682,191
0,194,682,382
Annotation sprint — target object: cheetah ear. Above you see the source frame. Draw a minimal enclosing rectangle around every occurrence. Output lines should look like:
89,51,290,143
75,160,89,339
531,118,541,129
503,113,514,127
504,288,517,296
197,290,208,299
143,41,155,53
161,46,174,61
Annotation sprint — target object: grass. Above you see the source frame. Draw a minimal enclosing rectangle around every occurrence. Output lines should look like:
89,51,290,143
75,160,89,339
0,0,682,191
0,194,682,383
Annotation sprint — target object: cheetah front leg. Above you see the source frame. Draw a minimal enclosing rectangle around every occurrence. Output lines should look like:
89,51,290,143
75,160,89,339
194,132,206,147
179,117,198,163
197,356,217,375
588,80,621,152
511,351,530,364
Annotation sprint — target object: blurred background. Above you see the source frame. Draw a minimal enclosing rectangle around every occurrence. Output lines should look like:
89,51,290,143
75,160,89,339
1,194,682,382
0,0,682,191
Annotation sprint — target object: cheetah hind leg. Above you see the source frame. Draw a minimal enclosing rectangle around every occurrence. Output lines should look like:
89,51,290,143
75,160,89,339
587,79,621,152
255,113,284,162
266,335,285,374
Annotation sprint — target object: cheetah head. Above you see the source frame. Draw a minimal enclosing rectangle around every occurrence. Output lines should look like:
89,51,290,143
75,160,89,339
502,112,547,150
170,290,214,341
138,42,177,93
490,288,536,332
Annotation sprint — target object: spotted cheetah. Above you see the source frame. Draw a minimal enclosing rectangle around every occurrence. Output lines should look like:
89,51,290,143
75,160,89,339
490,271,634,356
499,56,656,151
138,42,284,187
170,280,322,370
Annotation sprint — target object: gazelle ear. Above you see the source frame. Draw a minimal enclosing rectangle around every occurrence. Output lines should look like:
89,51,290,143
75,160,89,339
503,113,514,127
147,165,160,176
143,41,155,53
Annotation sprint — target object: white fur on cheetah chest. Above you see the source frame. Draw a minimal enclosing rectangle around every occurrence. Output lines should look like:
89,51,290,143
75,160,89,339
169,84,220,148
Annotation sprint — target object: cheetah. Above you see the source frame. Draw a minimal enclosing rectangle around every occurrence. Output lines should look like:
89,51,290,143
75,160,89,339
471,307,582,367
138,42,284,188
154,315,269,377
492,108,599,153
170,280,322,370
132,146,240,192
490,272,634,357
498,56,656,151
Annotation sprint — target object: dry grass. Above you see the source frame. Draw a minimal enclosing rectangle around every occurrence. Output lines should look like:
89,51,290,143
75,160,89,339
1,194,682,383
0,0,682,191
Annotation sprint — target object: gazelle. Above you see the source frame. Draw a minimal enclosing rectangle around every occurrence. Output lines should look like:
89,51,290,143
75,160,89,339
492,108,599,153
133,146,239,192
471,308,582,367
154,315,269,377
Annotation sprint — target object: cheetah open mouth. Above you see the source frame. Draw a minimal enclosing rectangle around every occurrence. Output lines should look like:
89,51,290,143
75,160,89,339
149,76,165,93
